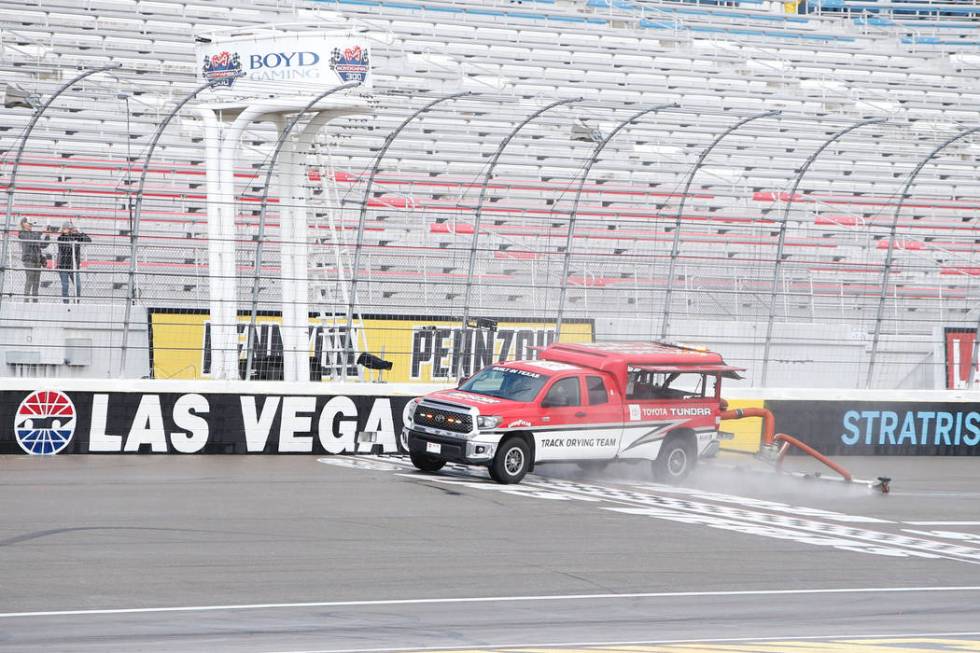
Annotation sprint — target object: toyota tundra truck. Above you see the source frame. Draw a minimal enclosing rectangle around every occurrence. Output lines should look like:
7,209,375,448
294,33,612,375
402,341,743,484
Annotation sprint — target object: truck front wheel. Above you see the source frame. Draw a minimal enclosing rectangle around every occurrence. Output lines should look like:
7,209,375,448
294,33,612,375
410,451,446,473
653,436,696,483
490,437,530,485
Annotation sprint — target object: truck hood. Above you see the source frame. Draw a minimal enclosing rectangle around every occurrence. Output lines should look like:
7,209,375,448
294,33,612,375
424,389,525,414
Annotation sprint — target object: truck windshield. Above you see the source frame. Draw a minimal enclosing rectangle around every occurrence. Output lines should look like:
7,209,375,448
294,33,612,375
459,366,549,402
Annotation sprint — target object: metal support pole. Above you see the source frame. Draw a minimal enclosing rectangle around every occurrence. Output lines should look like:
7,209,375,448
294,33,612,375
759,117,886,385
660,110,781,340
119,79,217,377
554,104,676,340
0,64,120,314
867,125,980,388
971,284,980,390
456,97,582,378
242,81,360,380
342,91,474,380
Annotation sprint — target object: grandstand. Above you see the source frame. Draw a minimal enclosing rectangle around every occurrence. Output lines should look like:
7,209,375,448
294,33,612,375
1,0,979,387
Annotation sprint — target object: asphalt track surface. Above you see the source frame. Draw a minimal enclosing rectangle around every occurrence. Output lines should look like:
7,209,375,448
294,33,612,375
1,453,979,652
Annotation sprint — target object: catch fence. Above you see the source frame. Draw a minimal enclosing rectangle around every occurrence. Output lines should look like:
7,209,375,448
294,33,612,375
3,72,980,388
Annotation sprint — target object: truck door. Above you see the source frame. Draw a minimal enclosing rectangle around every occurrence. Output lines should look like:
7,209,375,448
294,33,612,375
534,375,620,462
618,370,716,460
582,374,623,454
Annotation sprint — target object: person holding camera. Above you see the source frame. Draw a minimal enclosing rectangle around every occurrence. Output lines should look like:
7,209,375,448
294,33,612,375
56,222,91,303
17,218,52,302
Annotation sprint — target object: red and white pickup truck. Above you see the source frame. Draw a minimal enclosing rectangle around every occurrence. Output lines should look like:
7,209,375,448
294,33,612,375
402,341,743,484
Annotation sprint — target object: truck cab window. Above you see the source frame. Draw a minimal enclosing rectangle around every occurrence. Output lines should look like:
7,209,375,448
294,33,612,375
586,375,608,405
542,376,581,407
626,370,707,400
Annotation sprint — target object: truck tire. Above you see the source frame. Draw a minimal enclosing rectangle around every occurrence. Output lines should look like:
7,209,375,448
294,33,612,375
490,436,530,485
652,436,696,483
410,451,446,473
398,429,410,454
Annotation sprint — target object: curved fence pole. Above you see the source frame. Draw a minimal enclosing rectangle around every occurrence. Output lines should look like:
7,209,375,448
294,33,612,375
760,116,886,386
660,109,781,340
341,91,475,381
867,125,980,388
554,103,677,340
0,64,121,315
456,96,583,379
118,79,218,376
241,81,361,380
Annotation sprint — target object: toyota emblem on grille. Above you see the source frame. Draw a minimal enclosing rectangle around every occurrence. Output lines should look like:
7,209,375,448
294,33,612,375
434,414,446,423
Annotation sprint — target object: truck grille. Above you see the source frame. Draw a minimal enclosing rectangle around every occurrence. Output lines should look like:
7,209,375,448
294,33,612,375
414,405,472,434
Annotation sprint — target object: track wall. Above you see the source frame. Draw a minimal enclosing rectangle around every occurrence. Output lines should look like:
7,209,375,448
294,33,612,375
3,379,979,456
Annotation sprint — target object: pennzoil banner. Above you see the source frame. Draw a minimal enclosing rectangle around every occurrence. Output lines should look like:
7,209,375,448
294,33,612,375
147,309,593,383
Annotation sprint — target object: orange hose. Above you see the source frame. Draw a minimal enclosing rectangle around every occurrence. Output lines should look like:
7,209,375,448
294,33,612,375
719,406,775,447
719,401,857,485
774,433,853,483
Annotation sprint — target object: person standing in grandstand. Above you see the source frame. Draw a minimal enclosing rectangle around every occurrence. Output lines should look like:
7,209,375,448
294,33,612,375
56,222,91,303
18,218,52,302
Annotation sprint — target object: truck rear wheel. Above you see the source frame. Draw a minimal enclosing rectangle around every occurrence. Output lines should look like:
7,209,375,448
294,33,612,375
490,437,530,485
652,436,696,483
410,451,446,473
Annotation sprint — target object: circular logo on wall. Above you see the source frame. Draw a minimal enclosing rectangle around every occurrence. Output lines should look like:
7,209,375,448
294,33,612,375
15,390,77,455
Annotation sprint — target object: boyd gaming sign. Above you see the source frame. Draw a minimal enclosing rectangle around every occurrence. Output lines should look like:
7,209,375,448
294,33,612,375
197,33,371,91
2,389,410,455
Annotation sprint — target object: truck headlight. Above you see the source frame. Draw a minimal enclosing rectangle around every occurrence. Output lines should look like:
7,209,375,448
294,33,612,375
477,415,501,430
403,398,420,426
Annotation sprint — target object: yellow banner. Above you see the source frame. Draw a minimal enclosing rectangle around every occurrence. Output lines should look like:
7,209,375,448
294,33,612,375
147,310,594,382
720,398,767,453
